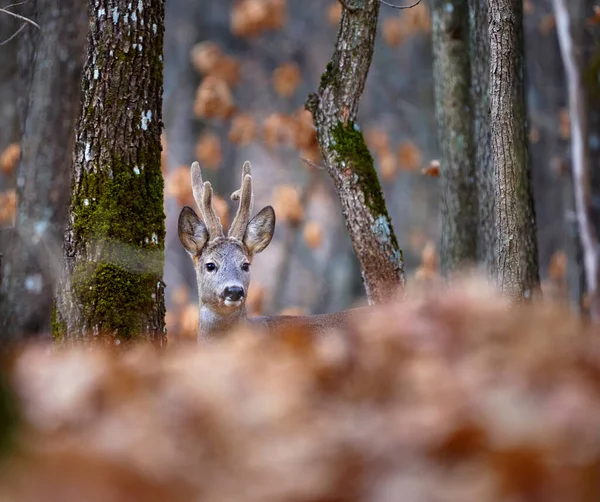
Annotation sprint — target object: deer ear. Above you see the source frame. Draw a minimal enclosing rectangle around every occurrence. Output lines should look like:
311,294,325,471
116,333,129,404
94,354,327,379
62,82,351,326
178,206,209,255
243,206,275,254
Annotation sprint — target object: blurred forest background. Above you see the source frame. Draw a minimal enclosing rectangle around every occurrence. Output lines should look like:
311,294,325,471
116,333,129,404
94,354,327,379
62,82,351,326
0,0,596,342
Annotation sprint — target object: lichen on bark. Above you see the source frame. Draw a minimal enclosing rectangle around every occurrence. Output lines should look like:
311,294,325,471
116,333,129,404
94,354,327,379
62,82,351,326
306,0,404,305
54,0,167,346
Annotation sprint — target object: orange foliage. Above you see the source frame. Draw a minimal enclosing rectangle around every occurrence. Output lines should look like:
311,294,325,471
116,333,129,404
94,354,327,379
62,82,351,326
230,0,286,38
327,2,342,26
397,140,422,171
160,134,168,175
4,278,600,501
273,184,304,225
0,143,20,175
195,132,222,170
193,76,236,120
228,113,258,145
303,220,323,249
421,159,440,177
382,17,405,47
272,62,302,98
0,189,17,225
166,166,194,207
190,41,241,87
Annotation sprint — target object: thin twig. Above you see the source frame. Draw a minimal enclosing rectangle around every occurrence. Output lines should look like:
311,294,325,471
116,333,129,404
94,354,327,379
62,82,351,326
300,156,326,171
0,21,25,45
380,0,423,9
3,1,31,10
0,7,40,29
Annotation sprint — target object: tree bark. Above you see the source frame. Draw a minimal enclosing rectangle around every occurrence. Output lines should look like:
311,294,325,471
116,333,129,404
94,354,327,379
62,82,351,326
54,0,167,346
305,0,404,305
488,0,540,299
468,0,494,269
432,0,477,274
0,1,87,343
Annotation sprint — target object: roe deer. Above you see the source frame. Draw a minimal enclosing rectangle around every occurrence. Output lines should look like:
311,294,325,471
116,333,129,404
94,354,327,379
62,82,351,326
178,161,368,341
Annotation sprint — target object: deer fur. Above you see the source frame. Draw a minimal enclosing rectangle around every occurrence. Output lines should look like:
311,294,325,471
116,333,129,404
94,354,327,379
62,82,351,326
178,160,366,341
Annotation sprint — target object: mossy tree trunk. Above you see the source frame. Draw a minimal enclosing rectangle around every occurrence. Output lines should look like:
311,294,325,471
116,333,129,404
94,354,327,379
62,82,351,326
468,0,494,269
554,0,600,319
432,0,477,275
0,1,87,344
54,0,167,345
488,0,540,299
305,0,404,305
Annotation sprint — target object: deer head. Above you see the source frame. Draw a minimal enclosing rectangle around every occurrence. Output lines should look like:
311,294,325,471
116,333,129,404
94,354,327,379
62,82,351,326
178,161,276,338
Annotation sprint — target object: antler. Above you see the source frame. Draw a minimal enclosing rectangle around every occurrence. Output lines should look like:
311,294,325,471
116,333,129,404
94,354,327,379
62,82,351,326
228,161,253,240
190,161,224,240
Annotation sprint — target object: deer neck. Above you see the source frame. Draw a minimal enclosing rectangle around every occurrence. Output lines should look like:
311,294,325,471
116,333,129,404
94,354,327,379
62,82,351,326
198,303,249,340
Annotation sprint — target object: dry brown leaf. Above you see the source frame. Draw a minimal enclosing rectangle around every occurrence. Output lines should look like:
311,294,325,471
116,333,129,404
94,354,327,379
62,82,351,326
212,194,230,230
195,132,222,170
327,2,342,26
303,220,323,249
231,0,286,38
421,159,440,177
273,184,304,225
0,143,20,175
380,151,397,181
272,62,302,98
0,189,17,225
365,128,390,157
397,140,422,171
262,113,297,149
548,250,567,281
228,114,258,145
382,17,405,47
166,165,194,207
193,76,236,120
539,14,556,35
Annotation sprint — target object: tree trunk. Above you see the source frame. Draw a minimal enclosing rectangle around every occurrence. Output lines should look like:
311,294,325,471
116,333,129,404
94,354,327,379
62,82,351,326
305,0,404,305
0,1,87,344
488,0,540,299
432,0,477,274
553,0,600,319
468,0,494,269
0,9,20,186
54,0,167,346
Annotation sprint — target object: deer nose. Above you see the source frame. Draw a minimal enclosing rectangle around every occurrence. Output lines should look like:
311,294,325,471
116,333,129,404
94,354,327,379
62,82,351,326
223,286,244,302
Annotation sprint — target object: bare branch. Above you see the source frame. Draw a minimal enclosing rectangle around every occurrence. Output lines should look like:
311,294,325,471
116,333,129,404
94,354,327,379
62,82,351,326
0,22,25,45
379,0,423,10
300,156,326,170
552,0,600,320
0,7,40,29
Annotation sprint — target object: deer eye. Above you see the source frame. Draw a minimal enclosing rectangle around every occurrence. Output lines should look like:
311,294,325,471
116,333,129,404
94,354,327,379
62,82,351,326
205,262,217,272
241,262,250,272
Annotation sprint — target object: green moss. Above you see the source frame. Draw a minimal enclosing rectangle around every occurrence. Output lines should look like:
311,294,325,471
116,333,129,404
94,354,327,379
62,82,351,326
332,121,385,215
72,261,157,341
73,155,165,247
50,304,65,342
70,147,165,343
319,61,336,91
331,121,402,257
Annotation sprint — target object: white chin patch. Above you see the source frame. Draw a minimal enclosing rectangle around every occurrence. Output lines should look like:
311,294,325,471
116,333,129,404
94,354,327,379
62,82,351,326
224,299,244,307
